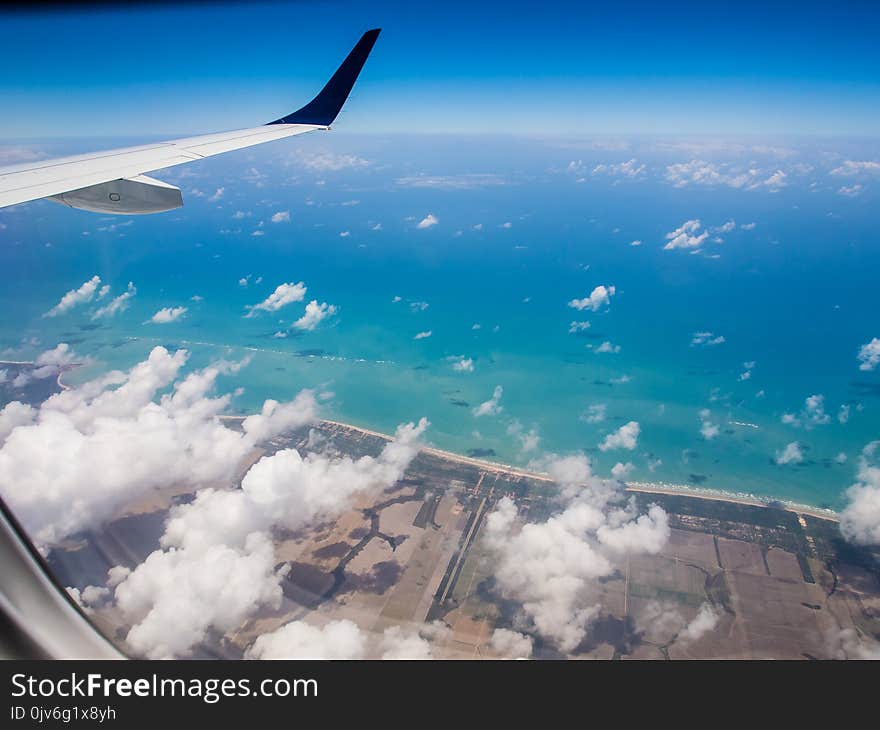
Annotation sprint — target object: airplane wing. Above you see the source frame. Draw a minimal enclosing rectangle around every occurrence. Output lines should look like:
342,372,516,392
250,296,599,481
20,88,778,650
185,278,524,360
0,28,380,215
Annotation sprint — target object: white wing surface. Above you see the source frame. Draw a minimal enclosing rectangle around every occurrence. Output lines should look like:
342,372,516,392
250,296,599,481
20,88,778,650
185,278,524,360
0,29,380,215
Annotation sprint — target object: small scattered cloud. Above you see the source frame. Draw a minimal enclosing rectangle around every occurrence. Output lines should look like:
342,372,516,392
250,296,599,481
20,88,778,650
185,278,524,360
44,275,104,317
857,338,880,371
473,385,503,417
568,285,615,312
92,282,136,319
293,300,337,331
691,331,725,346
270,211,290,223
149,306,187,324
664,220,709,250
598,421,640,451
775,441,804,465
246,282,307,317
416,214,439,230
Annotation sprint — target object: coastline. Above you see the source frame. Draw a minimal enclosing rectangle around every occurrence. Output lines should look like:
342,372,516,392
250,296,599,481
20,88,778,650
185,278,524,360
39,362,841,523
227,415,841,523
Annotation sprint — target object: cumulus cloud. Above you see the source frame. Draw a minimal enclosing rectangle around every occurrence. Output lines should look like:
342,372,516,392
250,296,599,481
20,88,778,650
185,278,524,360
782,394,831,428
414,330,432,340
270,211,291,223
490,628,533,659
507,421,540,454
246,282,307,317
416,213,439,229
664,220,709,250
569,321,591,333
483,456,668,652
857,338,880,372
246,620,367,659
473,385,503,417
293,300,338,331
611,462,634,480
665,160,789,191
245,618,447,660
598,421,640,452
840,441,880,546
44,275,104,317
568,285,616,312
93,282,136,319
0,347,318,550
113,417,429,658
699,409,720,440
594,341,621,354
636,600,719,645
149,306,187,324
452,357,474,372
775,441,804,465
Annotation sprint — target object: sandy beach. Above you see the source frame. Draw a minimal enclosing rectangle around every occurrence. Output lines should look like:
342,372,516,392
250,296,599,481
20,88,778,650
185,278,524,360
280,417,841,522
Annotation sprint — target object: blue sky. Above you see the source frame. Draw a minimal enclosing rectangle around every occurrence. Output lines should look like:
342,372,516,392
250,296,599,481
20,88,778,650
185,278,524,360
1,0,879,138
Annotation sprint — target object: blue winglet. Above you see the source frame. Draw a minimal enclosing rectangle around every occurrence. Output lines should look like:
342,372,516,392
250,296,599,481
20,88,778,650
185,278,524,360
268,28,381,127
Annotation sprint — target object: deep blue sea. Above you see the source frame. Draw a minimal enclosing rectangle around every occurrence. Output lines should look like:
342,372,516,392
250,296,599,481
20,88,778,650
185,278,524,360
1,133,878,509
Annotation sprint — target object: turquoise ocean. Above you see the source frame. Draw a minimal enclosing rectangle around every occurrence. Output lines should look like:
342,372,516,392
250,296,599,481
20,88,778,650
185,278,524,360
1,133,878,510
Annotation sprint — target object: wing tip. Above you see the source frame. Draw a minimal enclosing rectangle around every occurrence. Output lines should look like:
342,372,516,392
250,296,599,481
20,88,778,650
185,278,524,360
268,28,382,127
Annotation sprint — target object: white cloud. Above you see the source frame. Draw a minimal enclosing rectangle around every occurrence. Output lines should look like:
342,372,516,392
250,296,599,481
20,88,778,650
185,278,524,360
290,150,370,172
664,220,709,250
580,404,606,424
113,417,428,658
245,618,446,660
507,421,539,454
92,282,136,319
44,275,103,317
416,213,439,229
149,306,187,324
484,457,668,652
598,421,640,452
568,285,616,312
594,341,621,354
207,187,224,202
611,462,634,480
489,629,533,659
699,409,720,440
395,174,506,190
293,300,337,331
840,441,880,546
782,394,831,429
569,321,591,333
665,160,788,191
857,338,880,371
829,160,880,177
691,331,725,346
246,619,367,659
452,357,474,372
414,330,432,340
775,441,804,465
592,159,645,178
473,385,503,417
0,347,318,550
838,184,864,197
270,211,291,223
246,282,307,317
